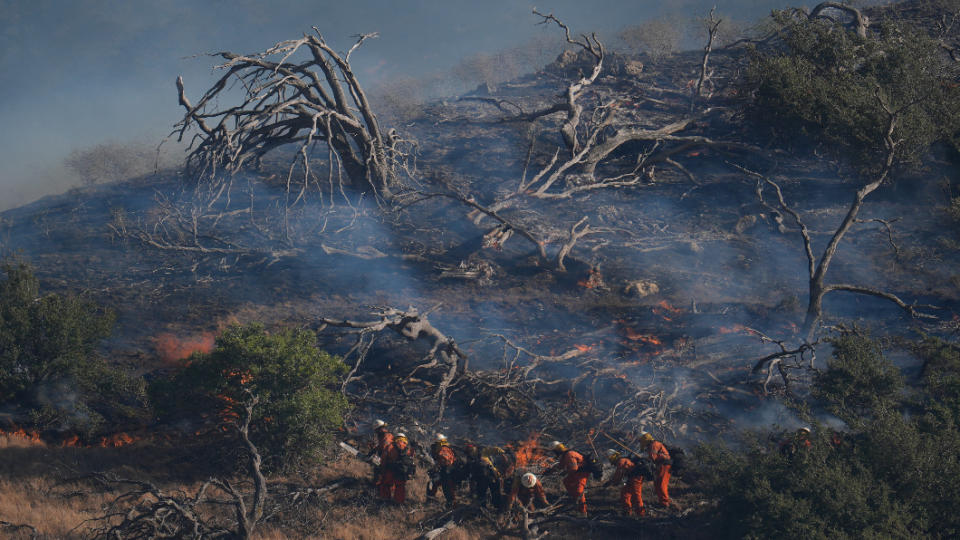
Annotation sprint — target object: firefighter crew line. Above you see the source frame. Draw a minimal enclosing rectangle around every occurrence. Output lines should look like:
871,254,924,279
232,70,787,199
362,420,682,517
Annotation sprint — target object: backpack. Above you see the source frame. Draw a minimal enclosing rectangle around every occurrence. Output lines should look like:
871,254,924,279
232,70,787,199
666,446,686,475
393,452,416,480
626,457,654,480
582,452,604,480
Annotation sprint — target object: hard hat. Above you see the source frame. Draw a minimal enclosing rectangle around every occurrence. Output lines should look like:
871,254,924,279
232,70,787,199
797,427,811,435
606,448,621,463
373,419,386,429
395,433,408,443
638,432,654,447
549,440,566,452
436,433,447,442
521,473,537,489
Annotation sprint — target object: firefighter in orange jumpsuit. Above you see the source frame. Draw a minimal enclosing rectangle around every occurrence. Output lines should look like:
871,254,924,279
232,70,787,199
639,432,673,509
427,433,458,506
506,472,549,511
367,419,393,493
549,440,590,516
380,432,414,503
604,449,646,516
779,426,812,456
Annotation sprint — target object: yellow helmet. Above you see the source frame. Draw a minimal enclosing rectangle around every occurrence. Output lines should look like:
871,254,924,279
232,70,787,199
395,433,408,444
638,432,654,448
606,448,621,464
549,440,567,453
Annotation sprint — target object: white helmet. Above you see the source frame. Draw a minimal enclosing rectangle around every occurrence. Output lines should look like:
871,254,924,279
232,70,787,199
373,419,386,429
521,472,537,488
549,440,564,450
436,433,447,442
606,448,620,459
798,427,811,434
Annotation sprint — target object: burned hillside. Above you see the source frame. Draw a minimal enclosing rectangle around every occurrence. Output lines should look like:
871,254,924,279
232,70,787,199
2,1,960,538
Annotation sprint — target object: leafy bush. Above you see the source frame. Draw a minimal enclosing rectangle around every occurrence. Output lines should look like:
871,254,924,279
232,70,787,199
696,334,960,539
813,334,903,423
742,12,960,176
0,260,147,436
151,323,349,470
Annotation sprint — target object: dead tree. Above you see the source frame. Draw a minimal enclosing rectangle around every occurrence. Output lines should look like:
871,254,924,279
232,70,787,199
89,393,267,540
738,99,937,348
694,7,723,106
174,30,409,202
319,306,467,421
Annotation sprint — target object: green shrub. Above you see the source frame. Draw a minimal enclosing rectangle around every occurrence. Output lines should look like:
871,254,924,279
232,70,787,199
0,260,146,436
813,334,903,424
697,334,960,538
151,323,349,470
742,12,960,176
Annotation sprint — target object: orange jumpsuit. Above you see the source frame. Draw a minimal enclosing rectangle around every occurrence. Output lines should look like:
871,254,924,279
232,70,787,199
506,477,549,511
427,443,458,504
648,441,671,507
380,440,411,503
369,428,394,491
560,450,590,514
610,457,645,515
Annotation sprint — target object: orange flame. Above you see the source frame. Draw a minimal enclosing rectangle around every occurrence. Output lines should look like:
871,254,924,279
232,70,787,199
0,425,43,445
652,300,683,322
574,344,594,352
99,432,137,448
154,332,215,362
505,433,553,472
62,434,81,447
621,328,663,346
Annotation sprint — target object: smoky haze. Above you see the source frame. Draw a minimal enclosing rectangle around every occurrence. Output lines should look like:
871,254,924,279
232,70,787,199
1,0,806,211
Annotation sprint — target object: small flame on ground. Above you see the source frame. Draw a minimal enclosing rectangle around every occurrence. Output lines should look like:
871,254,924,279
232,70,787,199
652,300,684,322
574,344,594,352
100,432,137,448
154,331,215,362
621,328,663,346
0,425,43,445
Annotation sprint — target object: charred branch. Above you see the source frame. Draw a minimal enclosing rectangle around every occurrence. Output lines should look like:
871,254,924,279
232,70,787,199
808,2,871,39
88,393,267,540
319,306,467,421
531,9,604,154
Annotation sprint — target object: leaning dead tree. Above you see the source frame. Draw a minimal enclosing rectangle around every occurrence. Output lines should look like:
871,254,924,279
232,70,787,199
89,393,267,540
174,30,410,201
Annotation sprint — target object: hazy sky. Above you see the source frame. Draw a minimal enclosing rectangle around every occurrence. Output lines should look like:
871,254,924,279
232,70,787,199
0,0,805,211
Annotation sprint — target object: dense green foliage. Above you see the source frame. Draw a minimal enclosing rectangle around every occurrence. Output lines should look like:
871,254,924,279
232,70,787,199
0,260,147,436
151,323,349,469
696,334,960,539
743,11,960,176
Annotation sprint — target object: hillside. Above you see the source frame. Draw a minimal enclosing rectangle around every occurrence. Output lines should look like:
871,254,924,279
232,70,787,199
2,1,960,538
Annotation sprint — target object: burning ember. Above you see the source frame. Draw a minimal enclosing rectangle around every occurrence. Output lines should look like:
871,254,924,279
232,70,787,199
718,324,758,336
577,267,604,289
620,328,663,346
99,432,137,447
652,300,684,322
574,344,595,352
153,331,215,362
